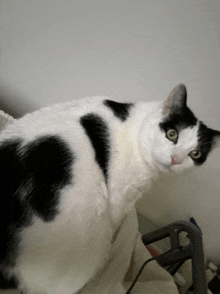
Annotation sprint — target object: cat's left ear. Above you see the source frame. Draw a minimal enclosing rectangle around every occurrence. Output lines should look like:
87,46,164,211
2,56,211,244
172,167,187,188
162,84,187,115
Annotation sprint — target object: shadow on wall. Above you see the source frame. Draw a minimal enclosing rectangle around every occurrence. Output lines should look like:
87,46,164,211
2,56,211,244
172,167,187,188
136,171,180,225
0,82,38,118
137,165,220,225
136,162,220,264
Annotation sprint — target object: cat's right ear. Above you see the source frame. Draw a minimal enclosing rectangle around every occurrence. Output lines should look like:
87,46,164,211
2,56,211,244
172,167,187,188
211,130,220,151
162,84,187,115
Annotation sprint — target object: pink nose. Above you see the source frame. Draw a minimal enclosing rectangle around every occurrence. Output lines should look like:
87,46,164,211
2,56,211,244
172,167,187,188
171,155,182,165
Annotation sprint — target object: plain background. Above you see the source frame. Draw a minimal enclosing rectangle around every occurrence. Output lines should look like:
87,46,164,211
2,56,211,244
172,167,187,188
1,0,220,264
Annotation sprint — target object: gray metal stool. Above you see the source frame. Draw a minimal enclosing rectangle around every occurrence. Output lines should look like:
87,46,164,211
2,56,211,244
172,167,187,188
142,221,207,294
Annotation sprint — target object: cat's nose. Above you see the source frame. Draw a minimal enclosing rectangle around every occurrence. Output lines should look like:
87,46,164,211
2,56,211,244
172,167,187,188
171,155,182,165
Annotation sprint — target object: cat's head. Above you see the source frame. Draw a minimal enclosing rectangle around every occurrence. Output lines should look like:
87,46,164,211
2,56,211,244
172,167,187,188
139,84,220,172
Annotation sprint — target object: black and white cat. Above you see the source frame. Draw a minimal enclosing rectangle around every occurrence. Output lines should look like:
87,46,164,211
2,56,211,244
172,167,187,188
0,84,219,293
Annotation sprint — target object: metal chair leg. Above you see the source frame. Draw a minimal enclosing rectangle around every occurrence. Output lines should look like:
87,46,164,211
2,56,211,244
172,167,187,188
142,221,207,294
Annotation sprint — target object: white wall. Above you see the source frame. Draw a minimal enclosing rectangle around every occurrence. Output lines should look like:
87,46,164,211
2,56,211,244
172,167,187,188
1,0,220,264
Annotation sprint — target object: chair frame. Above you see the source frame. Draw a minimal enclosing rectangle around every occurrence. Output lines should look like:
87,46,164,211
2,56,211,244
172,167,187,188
142,221,207,294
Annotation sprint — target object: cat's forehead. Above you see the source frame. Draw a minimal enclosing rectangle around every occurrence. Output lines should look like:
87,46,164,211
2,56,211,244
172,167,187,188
178,123,199,142
159,106,198,132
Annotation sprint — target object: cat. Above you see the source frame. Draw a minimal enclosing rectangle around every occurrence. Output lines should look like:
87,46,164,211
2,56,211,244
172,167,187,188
0,84,219,294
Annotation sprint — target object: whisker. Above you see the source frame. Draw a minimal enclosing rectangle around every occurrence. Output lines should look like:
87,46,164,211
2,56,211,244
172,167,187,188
198,141,212,147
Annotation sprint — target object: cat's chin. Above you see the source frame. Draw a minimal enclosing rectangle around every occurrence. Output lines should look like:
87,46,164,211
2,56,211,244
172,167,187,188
156,162,187,174
169,164,193,174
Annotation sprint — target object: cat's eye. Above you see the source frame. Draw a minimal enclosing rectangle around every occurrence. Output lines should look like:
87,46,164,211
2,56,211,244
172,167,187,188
166,128,178,142
189,150,202,160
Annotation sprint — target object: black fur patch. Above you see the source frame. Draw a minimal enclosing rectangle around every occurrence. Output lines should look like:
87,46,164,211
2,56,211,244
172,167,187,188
22,136,74,221
159,106,198,145
0,136,73,274
0,272,18,289
103,100,133,121
80,114,110,181
159,106,197,133
194,122,220,165
0,139,29,267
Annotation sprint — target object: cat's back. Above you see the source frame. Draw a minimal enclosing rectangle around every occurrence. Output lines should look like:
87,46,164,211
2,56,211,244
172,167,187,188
0,96,111,142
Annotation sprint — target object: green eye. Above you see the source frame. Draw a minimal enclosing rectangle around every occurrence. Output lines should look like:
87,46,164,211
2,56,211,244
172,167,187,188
189,150,202,159
166,129,178,142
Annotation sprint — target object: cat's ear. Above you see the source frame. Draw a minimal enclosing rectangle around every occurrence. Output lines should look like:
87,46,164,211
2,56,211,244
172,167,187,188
211,131,220,151
162,84,187,115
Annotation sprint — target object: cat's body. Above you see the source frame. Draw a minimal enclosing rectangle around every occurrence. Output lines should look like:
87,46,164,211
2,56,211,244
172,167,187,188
0,84,219,293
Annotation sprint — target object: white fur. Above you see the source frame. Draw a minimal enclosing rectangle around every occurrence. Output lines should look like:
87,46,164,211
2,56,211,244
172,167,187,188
0,96,205,293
